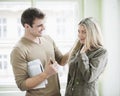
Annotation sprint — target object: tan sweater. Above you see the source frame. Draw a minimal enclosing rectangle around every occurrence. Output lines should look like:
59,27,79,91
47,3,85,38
10,35,63,96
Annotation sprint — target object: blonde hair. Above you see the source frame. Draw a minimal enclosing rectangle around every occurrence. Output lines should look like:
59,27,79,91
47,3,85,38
79,17,103,50
69,17,103,60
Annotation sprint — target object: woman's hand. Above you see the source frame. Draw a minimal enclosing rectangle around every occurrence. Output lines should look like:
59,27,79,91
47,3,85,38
80,45,88,53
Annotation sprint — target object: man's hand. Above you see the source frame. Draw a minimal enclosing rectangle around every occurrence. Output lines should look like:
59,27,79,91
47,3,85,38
44,60,58,78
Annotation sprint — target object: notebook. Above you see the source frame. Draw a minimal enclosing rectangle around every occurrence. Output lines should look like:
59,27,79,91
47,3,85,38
28,59,48,89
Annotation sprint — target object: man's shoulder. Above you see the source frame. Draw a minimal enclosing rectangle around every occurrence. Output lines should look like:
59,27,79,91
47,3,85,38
42,35,52,39
12,38,28,53
13,38,25,48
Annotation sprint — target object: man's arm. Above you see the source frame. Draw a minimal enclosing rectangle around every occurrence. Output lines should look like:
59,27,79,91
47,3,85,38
60,52,70,66
25,62,57,89
11,47,57,91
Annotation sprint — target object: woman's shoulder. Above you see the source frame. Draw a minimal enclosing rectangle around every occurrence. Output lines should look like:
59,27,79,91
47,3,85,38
91,47,107,58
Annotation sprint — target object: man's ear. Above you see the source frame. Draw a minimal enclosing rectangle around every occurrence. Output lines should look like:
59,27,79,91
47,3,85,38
24,24,30,29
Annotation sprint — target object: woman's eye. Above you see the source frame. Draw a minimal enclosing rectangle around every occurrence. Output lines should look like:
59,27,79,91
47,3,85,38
82,31,86,34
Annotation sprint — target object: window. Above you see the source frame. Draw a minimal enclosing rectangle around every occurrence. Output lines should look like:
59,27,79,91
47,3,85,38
0,1,31,85
0,18,7,38
0,1,79,87
17,18,24,37
0,54,8,70
0,1,79,96
36,1,79,53
0,48,14,85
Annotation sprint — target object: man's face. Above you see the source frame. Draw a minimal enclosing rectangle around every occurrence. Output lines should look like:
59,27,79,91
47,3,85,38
29,18,45,37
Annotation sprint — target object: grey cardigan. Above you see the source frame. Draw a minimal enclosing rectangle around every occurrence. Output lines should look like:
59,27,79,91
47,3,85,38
65,47,108,96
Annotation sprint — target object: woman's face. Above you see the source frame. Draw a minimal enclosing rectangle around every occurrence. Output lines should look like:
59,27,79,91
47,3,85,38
78,25,87,44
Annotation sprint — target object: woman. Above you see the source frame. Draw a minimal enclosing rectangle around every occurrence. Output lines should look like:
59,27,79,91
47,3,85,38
65,17,108,96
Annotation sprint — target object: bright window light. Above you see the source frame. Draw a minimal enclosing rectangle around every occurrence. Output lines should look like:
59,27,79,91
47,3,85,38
0,1,79,87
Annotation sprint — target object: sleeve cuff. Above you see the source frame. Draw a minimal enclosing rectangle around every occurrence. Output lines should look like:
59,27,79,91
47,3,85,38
80,53,89,61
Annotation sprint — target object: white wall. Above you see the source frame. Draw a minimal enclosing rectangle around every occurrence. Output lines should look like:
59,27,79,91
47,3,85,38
102,0,120,96
82,0,120,95
84,0,102,22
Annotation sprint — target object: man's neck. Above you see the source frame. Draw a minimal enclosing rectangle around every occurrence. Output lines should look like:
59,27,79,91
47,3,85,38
24,33,41,44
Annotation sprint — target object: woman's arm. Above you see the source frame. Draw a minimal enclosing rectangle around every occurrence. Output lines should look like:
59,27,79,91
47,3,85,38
77,48,108,83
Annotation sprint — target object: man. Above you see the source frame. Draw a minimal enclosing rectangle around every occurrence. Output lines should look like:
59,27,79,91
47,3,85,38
10,8,69,96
